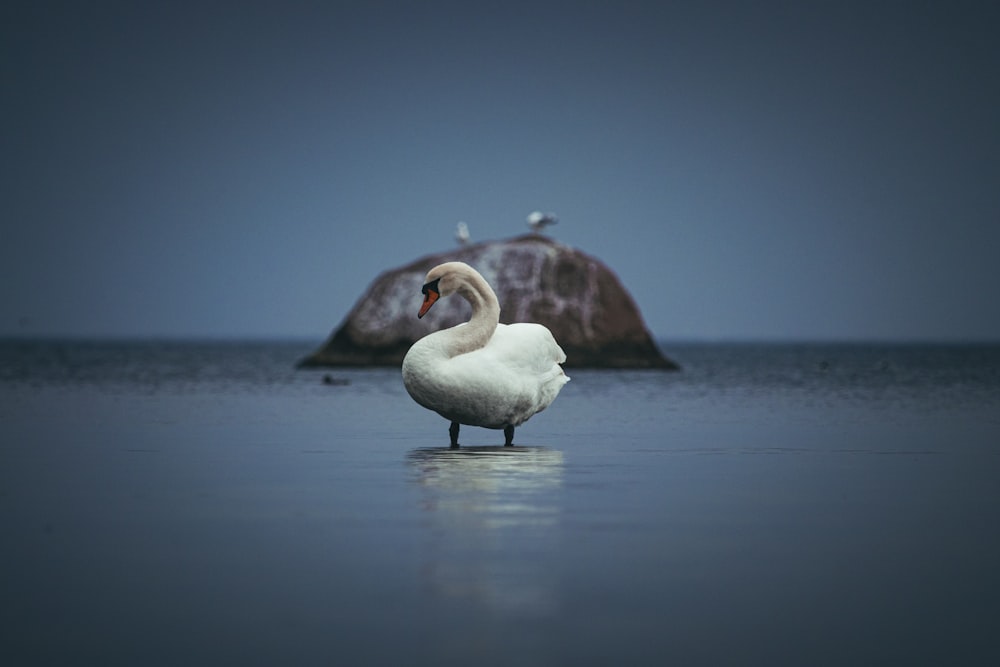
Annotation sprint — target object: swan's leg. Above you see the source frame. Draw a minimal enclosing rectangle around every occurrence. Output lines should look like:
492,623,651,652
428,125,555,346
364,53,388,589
449,421,460,448
503,425,514,447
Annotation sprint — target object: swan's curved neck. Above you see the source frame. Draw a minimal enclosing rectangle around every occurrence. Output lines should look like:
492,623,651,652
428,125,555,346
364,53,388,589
448,271,500,356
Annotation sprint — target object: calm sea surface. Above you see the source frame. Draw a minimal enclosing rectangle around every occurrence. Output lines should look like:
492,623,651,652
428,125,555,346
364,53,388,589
2,340,999,666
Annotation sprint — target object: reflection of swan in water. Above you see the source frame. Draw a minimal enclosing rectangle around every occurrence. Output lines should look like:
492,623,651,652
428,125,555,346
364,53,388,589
407,446,564,614
409,446,563,498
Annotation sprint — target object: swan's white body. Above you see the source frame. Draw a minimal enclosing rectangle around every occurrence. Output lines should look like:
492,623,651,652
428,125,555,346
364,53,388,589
403,321,567,429
401,262,568,446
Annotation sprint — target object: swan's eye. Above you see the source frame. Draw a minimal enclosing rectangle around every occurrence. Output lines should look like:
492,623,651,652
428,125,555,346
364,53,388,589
422,278,441,296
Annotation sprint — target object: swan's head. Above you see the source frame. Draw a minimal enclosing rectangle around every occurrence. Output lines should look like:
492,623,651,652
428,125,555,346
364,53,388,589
417,261,471,318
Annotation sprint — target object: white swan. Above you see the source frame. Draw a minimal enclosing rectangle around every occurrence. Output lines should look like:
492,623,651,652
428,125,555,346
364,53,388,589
402,261,569,448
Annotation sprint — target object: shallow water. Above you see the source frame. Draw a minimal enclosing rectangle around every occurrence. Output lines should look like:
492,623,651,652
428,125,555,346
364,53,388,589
1,341,999,665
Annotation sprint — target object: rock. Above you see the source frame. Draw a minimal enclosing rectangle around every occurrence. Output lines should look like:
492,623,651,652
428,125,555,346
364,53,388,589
298,235,679,369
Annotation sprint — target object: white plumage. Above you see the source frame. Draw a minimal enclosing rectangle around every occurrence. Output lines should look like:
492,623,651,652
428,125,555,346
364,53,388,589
402,261,569,447
455,221,470,246
527,210,558,233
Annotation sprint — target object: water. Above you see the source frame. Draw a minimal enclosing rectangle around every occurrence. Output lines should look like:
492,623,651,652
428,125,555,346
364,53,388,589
1,340,998,665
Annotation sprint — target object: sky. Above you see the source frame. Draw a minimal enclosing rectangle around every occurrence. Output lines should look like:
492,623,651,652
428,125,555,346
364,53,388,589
2,1,999,342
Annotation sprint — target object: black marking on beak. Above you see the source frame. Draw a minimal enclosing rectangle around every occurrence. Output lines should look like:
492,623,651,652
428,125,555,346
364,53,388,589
421,278,440,296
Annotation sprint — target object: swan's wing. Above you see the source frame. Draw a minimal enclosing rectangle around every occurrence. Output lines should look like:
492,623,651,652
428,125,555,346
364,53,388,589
487,323,567,371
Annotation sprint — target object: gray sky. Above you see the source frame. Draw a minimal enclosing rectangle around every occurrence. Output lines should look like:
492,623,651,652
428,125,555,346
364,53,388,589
3,1,998,341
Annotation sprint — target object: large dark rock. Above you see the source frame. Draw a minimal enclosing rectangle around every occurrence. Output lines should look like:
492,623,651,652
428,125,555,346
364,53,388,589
298,235,678,369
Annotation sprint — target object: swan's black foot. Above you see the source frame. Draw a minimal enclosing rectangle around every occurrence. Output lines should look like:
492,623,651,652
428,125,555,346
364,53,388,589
504,425,514,447
449,422,460,449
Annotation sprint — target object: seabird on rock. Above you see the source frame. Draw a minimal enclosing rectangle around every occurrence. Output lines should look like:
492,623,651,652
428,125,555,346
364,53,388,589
455,221,470,246
527,211,558,233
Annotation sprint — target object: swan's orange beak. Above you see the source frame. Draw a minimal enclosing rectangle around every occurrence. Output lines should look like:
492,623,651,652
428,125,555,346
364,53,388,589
418,289,439,318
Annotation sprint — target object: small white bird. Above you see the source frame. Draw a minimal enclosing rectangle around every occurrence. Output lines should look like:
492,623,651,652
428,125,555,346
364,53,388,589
527,211,558,233
455,221,470,246
402,262,569,448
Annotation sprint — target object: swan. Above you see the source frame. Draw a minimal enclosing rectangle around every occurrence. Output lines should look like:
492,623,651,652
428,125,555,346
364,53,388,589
401,261,569,448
